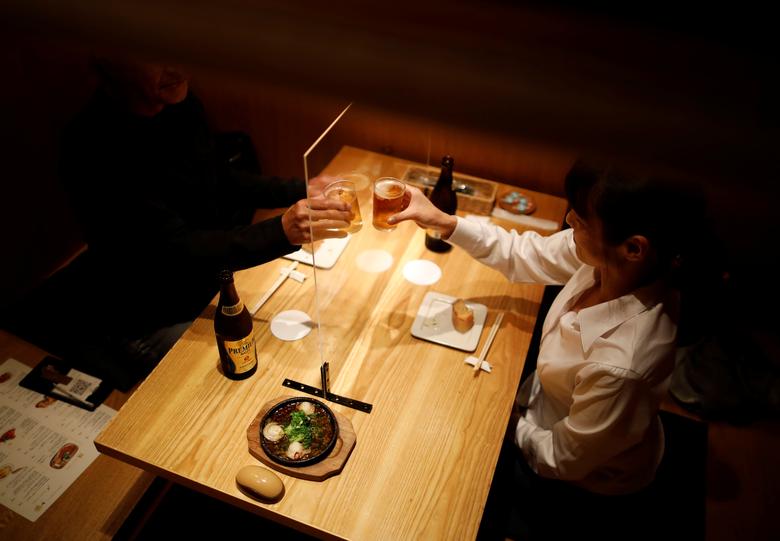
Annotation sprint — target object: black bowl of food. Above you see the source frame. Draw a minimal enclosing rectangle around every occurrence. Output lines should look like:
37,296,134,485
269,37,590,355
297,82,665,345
259,397,339,467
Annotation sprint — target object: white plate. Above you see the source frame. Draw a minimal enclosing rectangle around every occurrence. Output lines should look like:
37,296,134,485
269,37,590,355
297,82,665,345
284,236,350,269
410,292,488,352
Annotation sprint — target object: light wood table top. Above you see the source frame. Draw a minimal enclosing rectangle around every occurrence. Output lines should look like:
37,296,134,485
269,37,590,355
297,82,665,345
95,146,568,540
0,329,155,541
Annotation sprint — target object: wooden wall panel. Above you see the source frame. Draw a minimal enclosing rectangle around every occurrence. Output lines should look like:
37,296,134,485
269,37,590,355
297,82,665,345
0,44,573,309
192,69,575,196
0,34,94,307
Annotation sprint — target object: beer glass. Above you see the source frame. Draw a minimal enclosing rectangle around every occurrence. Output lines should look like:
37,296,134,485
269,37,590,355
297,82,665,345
324,179,362,233
372,177,406,231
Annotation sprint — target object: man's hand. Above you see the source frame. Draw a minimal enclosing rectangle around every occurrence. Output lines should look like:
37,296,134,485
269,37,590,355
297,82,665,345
281,194,352,245
387,186,458,238
306,174,339,198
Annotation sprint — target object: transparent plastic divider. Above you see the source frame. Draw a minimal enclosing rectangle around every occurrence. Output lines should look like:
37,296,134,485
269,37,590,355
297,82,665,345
295,103,433,411
304,102,352,402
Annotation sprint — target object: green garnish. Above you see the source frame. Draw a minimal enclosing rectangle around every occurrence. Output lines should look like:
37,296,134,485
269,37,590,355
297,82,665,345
284,410,312,448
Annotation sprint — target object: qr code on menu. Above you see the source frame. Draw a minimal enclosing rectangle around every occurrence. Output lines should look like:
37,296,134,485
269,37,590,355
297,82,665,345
68,378,91,398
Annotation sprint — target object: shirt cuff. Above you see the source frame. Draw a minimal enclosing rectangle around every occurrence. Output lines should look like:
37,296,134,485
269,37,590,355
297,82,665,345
446,216,484,250
514,416,539,471
514,415,533,450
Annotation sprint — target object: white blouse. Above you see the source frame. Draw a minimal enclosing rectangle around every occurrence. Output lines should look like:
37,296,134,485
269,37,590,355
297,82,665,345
448,218,678,495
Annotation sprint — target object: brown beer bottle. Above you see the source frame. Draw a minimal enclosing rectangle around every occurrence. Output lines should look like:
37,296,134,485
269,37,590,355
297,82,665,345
215,269,257,380
425,155,457,253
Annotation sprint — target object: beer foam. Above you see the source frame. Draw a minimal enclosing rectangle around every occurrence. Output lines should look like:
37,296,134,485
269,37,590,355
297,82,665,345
375,179,404,199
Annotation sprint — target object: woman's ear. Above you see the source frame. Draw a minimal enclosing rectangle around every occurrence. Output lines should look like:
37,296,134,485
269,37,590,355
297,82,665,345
621,235,651,262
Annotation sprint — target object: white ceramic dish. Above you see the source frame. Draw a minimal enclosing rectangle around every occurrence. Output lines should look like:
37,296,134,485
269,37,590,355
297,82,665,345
411,291,488,352
284,236,350,269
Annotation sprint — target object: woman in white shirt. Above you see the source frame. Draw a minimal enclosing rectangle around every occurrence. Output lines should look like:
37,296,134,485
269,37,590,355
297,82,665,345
389,160,705,538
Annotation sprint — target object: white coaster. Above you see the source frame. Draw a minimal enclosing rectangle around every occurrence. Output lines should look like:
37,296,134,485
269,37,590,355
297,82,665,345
270,310,314,341
356,249,394,273
402,259,442,286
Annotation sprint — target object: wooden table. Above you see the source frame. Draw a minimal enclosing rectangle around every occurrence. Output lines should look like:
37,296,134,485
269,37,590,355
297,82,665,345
0,330,155,540
95,146,568,540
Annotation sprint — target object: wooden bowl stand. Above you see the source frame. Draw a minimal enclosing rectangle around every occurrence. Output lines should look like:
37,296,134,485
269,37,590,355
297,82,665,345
247,395,356,481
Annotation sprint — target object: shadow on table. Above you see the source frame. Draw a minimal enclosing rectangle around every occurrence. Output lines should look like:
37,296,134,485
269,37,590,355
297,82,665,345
114,478,318,540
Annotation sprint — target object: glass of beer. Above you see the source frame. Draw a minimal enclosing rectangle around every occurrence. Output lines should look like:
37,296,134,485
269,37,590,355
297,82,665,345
372,177,406,231
324,179,362,233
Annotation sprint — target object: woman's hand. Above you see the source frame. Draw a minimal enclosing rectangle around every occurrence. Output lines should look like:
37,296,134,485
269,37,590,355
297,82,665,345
281,195,351,245
387,186,458,238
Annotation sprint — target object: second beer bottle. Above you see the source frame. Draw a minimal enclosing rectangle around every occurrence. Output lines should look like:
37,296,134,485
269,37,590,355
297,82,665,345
425,155,457,253
215,269,258,380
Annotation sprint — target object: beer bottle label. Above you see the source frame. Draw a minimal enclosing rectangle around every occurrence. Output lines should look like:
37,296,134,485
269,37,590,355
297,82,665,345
221,301,244,316
224,335,257,374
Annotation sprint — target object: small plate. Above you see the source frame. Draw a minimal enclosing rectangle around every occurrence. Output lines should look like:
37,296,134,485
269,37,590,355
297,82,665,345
411,291,488,352
284,236,350,269
498,190,537,215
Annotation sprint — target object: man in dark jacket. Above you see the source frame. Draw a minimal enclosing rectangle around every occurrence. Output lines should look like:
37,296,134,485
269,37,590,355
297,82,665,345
54,56,350,388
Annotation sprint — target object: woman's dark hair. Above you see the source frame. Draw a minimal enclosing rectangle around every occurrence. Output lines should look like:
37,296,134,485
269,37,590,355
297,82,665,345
564,159,706,273
564,159,724,344
566,160,727,344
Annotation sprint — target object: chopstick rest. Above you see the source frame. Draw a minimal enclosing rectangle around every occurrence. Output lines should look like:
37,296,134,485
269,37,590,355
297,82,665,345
288,269,307,283
464,356,493,373
465,312,504,374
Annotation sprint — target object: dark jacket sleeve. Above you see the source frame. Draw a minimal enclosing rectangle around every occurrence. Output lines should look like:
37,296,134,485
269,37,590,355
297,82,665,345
60,116,301,276
224,168,307,210
144,196,299,271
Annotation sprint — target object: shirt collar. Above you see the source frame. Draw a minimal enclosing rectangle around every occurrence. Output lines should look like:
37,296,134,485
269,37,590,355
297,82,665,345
576,273,668,353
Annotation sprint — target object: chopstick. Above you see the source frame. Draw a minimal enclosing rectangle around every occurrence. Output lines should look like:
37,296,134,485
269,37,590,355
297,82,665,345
250,261,299,315
474,312,504,373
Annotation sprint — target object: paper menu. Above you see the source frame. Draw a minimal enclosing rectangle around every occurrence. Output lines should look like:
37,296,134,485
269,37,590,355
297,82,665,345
0,358,116,521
